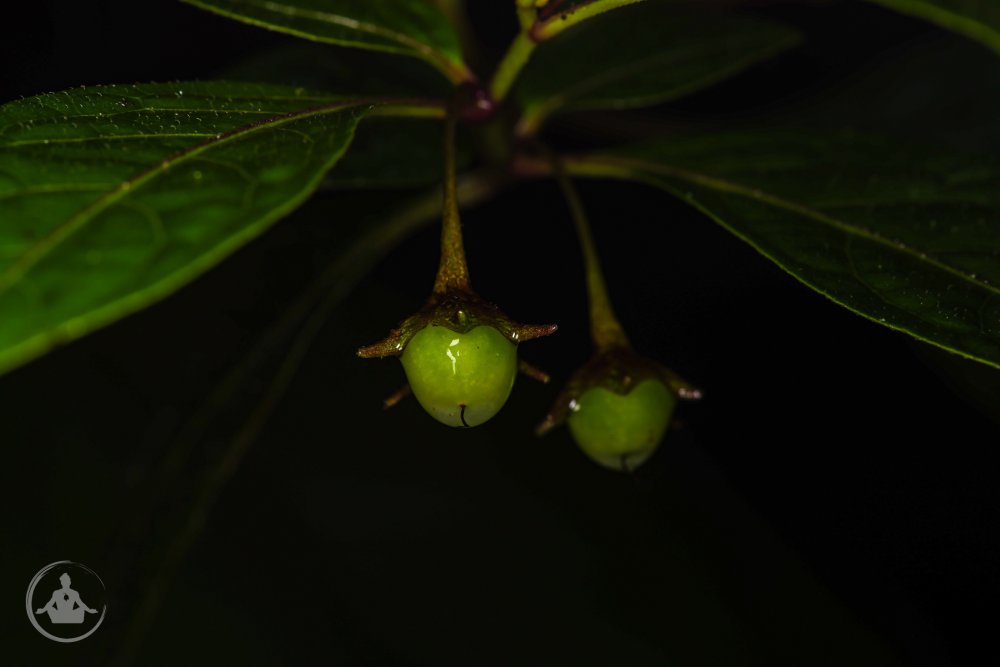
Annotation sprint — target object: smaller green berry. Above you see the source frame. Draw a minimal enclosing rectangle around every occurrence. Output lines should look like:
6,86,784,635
567,379,676,471
538,347,699,472
401,325,518,427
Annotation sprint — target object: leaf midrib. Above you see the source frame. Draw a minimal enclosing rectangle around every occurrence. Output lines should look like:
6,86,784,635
0,99,368,298
522,27,796,130
5,133,218,147
575,154,1000,299
184,0,449,68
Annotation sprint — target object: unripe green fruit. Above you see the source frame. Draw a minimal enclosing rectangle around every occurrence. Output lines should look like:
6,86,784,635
567,379,676,471
400,324,518,427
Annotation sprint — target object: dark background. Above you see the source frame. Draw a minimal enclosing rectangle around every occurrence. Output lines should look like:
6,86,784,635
2,1,999,665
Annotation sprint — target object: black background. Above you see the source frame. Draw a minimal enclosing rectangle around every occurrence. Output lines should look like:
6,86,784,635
1,1,999,665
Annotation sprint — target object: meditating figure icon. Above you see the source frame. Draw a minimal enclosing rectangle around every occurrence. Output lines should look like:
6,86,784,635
34,573,98,624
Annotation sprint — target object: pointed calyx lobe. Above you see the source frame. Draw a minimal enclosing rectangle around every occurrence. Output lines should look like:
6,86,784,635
356,288,556,359
535,345,700,437
358,85,555,358
537,150,700,470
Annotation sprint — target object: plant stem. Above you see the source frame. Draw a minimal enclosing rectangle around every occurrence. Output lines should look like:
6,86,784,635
516,0,539,29
489,30,537,104
549,153,630,351
532,0,646,40
112,172,508,665
433,100,472,293
495,0,647,130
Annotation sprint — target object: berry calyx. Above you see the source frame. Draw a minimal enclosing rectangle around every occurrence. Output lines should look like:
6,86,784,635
537,345,699,471
537,152,700,471
358,287,556,427
357,90,557,427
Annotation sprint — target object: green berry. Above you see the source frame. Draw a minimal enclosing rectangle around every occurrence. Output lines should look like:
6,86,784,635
400,324,518,427
567,378,676,471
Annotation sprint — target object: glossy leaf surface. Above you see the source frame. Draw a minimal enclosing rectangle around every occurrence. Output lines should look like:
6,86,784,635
570,132,1000,368
0,82,370,375
183,0,472,83
516,3,800,133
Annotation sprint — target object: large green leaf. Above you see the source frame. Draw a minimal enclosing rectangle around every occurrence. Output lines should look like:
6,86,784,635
183,0,473,83
0,81,373,376
867,0,1000,56
515,3,800,134
565,132,1000,368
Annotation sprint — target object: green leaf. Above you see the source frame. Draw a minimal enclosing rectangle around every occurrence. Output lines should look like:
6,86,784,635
773,37,1000,153
867,0,1000,56
219,42,453,98
324,118,442,189
515,3,800,135
183,0,473,84
567,132,1000,368
218,44,454,190
324,117,462,189
0,81,371,377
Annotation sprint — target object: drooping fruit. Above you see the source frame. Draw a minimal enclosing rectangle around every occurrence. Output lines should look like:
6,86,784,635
401,325,518,427
357,91,556,427
359,289,556,428
567,378,676,471
537,346,699,472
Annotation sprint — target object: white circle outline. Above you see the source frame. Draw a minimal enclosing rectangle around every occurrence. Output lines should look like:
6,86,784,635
25,560,107,643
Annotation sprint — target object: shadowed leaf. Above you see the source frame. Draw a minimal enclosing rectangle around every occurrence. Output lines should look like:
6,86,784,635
568,132,1000,368
326,117,477,189
867,0,1000,56
183,0,473,83
219,42,453,98
515,3,800,135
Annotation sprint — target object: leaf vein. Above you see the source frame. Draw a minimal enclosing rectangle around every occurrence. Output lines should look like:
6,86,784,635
0,100,367,298
578,155,1000,299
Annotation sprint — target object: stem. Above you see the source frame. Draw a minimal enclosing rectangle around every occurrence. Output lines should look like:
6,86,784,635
533,0,646,41
433,100,472,293
112,172,509,664
369,103,445,119
549,152,630,351
489,30,537,104
516,0,539,29
437,58,479,87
